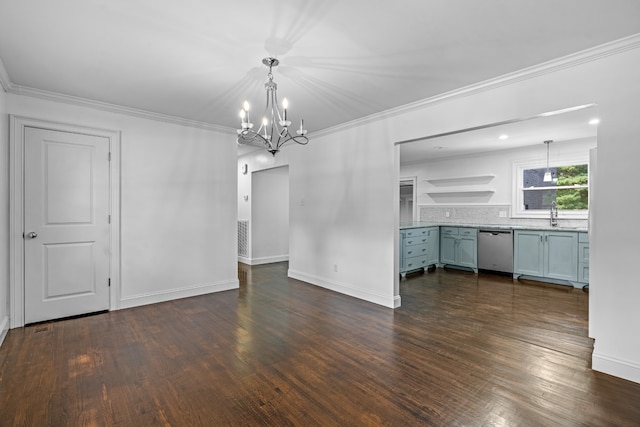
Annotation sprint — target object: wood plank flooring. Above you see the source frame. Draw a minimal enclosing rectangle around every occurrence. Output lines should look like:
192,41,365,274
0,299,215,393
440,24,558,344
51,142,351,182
1,263,639,426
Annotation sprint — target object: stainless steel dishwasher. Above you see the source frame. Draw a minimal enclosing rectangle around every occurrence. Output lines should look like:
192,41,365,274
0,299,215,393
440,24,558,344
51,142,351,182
477,229,513,273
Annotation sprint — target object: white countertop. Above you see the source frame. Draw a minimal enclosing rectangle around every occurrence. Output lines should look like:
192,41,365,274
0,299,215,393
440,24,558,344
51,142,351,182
399,221,587,232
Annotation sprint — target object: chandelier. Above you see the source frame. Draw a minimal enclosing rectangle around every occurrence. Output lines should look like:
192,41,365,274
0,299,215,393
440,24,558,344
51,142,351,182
237,57,309,156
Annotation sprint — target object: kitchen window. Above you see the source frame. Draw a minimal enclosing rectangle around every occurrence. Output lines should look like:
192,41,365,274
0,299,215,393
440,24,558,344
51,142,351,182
513,159,589,219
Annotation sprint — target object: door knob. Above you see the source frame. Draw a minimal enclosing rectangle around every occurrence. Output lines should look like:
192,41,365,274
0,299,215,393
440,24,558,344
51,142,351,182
26,231,37,239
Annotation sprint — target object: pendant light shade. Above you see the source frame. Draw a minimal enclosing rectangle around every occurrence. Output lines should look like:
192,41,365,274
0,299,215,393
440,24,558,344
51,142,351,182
543,140,553,182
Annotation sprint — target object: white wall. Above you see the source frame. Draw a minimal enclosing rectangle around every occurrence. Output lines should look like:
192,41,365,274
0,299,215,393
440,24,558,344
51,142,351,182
6,93,239,311
0,88,9,343
251,166,289,264
288,125,400,308
282,43,640,383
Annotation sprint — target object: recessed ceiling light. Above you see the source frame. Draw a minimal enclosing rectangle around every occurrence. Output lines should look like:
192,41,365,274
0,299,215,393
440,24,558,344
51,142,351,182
499,134,509,140
433,146,444,150
589,118,600,125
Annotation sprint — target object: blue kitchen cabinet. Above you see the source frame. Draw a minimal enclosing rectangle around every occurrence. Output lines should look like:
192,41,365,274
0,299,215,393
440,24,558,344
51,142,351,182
400,226,439,278
514,230,578,282
578,232,589,284
440,227,477,272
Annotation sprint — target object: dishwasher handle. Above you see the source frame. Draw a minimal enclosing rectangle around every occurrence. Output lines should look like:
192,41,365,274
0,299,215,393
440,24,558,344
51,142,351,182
479,229,513,236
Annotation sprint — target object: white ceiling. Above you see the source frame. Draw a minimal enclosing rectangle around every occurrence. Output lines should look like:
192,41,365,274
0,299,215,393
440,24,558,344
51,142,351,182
399,105,599,163
1,1,639,148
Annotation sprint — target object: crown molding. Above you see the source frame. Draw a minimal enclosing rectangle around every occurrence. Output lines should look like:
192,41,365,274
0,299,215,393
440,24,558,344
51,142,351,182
313,33,640,139
2,75,236,134
2,33,639,135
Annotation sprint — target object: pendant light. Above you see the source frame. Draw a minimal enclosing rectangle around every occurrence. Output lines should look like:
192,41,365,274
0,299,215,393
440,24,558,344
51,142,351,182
543,140,553,182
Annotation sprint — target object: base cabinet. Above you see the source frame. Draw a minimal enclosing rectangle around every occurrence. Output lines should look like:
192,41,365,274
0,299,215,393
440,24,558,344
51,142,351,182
400,226,439,277
578,232,589,284
514,230,578,282
440,227,477,272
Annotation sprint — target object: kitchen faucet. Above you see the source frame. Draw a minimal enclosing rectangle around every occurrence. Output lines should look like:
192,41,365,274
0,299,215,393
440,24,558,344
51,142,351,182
550,201,558,226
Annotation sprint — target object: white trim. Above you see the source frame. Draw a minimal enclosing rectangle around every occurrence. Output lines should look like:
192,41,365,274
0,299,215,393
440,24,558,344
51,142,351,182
6,83,236,134
9,116,121,328
0,316,8,347
119,279,239,309
110,131,122,311
511,153,590,220
288,269,398,309
593,350,640,384
1,34,639,137
238,255,289,266
314,34,640,139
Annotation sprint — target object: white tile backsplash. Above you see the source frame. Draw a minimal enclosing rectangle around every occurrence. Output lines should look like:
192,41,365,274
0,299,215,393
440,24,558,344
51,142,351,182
420,205,588,229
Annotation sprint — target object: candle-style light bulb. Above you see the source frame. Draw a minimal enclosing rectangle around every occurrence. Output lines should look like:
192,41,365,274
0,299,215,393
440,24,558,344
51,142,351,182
243,101,250,123
282,98,288,121
239,109,246,123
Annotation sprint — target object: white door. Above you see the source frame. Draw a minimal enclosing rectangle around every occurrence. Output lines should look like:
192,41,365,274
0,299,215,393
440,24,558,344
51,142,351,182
23,127,111,324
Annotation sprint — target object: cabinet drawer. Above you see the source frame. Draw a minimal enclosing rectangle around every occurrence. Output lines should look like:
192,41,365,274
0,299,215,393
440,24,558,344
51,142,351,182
578,263,589,283
578,243,589,264
405,236,429,247
441,226,458,236
404,255,429,271
458,227,477,237
404,227,429,238
404,244,428,259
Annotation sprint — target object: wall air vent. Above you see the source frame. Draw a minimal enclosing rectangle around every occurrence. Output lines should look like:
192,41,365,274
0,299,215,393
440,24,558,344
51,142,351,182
237,220,248,257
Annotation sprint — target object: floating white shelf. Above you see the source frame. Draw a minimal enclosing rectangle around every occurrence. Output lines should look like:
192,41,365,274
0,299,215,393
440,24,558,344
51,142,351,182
425,190,495,196
425,174,495,186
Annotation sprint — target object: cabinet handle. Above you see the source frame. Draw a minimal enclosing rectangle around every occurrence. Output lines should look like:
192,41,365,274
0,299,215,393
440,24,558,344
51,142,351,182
545,235,548,242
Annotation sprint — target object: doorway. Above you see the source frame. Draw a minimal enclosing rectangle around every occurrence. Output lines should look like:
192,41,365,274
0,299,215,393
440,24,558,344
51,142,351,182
251,165,290,264
10,117,121,327
399,177,417,224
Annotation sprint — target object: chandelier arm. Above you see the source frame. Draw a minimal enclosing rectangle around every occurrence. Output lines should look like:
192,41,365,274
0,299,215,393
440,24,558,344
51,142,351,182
278,133,310,147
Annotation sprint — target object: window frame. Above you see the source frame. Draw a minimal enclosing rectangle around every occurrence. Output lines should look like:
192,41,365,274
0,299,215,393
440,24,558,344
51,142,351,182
512,155,589,219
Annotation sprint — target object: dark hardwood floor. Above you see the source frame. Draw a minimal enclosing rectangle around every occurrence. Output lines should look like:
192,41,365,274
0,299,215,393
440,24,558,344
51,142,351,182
1,263,639,426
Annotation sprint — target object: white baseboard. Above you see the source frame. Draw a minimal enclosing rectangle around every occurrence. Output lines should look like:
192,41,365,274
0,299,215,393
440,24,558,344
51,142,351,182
0,315,9,348
288,269,398,309
592,350,640,385
393,295,402,308
119,279,239,310
238,254,289,266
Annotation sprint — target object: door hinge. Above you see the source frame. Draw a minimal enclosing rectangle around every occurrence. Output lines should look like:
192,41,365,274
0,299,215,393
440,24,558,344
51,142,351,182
108,152,111,161
108,214,111,224
108,278,111,287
